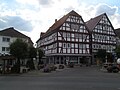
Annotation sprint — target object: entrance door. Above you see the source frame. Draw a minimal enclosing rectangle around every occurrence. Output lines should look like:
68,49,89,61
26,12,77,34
78,57,82,64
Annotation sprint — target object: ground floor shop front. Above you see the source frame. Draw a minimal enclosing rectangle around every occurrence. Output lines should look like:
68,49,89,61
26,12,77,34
43,54,91,65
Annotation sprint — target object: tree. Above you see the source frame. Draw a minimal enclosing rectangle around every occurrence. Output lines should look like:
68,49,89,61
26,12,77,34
96,49,106,63
106,53,113,63
115,46,120,58
26,46,37,70
10,39,28,73
28,46,37,59
38,49,44,64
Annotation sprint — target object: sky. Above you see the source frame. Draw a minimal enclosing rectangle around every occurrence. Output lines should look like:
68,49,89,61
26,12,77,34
0,0,120,44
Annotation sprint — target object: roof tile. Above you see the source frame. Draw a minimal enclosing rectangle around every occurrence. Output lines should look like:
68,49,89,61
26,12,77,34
86,13,105,31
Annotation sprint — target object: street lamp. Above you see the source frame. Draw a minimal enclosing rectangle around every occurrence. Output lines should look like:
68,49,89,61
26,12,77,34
105,55,107,63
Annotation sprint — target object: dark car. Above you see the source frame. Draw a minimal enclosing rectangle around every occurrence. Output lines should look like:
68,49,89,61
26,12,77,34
107,64,120,73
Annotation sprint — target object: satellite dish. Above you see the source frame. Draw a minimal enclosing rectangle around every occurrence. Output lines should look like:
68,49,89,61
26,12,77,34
117,58,120,64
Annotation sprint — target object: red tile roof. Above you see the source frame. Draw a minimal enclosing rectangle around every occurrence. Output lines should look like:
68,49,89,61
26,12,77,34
36,10,82,43
86,13,105,31
48,10,81,32
40,10,82,38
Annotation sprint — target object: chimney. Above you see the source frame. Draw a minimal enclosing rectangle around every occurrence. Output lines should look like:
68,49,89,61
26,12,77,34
55,19,57,22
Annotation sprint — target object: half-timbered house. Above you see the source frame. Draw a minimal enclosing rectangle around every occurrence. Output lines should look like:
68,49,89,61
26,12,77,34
36,10,91,65
86,13,116,63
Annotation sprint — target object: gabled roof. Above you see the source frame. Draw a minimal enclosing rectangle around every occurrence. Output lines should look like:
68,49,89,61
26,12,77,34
39,10,81,38
46,10,81,34
0,27,33,44
0,27,29,38
86,13,106,31
115,28,120,38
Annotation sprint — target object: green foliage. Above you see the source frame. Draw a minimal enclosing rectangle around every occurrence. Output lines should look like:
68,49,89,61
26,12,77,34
115,46,120,58
96,49,106,62
38,49,44,60
26,60,35,70
10,39,28,59
10,39,28,73
37,49,44,64
106,53,113,62
27,46,37,70
28,46,37,59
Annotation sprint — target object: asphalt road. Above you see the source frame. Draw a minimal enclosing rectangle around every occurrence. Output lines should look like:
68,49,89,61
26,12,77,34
0,66,120,90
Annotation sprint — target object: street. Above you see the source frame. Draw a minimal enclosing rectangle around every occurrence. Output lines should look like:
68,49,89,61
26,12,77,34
0,66,120,90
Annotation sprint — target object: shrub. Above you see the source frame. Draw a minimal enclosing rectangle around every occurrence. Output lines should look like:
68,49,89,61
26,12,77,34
38,64,44,70
68,62,74,68
107,65,120,73
43,66,51,73
59,64,64,69
50,65,57,71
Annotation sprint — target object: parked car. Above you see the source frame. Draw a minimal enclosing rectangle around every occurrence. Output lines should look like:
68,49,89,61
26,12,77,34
107,64,120,73
102,63,120,73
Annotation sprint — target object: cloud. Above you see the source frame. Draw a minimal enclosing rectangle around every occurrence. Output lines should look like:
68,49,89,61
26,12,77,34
64,6,75,12
94,3,120,29
0,16,33,31
95,3,118,16
0,0,19,12
38,0,54,6
110,14,120,29
15,0,39,6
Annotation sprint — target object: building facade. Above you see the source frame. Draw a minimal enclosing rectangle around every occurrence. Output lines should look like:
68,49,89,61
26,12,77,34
0,27,33,64
36,10,91,65
86,13,116,63
37,11,117,65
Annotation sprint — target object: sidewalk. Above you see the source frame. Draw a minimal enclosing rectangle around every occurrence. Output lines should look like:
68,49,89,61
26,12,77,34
0,65,69,77
20,68,67,77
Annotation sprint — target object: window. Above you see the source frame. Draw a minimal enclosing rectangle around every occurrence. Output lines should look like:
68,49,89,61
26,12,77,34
67,33,70,38
2,47,9,52
71,43,74,48
63,43,66,48
79,44,82,48
75,33,79,38
71,33,74,38
2,37,10,42
63,32,66,37
71,24,79,30
2,47,5,51
75,44,78,48
67,43,70,48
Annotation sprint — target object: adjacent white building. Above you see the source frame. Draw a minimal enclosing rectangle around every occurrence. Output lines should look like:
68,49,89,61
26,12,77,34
0,27,33,64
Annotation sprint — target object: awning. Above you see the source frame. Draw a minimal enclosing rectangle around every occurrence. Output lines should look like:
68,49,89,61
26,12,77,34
0,55,15,60
45,53,91,57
